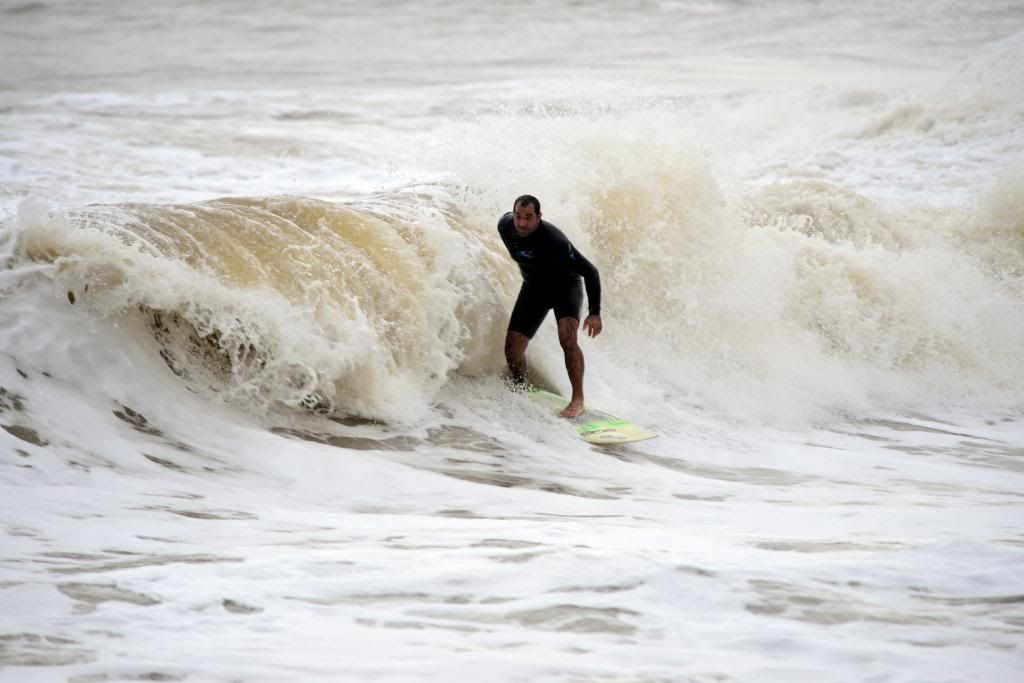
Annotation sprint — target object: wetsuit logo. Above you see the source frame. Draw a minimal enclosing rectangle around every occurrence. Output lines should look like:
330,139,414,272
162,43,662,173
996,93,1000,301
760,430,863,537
515,250,535,260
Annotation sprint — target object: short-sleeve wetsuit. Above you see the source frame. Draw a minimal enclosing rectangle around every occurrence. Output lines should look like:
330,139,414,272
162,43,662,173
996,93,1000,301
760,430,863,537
497,212,601,339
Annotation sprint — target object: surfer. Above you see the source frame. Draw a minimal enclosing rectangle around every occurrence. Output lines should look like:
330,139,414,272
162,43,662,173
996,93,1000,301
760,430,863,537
498,195,601,419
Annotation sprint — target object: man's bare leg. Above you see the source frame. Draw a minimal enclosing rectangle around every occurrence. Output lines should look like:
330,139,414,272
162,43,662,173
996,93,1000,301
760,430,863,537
504,331,530,389
557,317,585,418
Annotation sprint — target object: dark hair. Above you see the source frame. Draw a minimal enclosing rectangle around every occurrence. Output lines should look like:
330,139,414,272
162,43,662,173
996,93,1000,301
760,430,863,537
513,194,541,214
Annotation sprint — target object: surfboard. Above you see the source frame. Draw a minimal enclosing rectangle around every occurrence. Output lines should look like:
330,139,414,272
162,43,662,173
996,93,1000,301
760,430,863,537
528,389,658,445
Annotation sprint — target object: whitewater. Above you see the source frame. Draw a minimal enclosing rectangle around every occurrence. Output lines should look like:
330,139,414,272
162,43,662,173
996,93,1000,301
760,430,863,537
2,1,1023,681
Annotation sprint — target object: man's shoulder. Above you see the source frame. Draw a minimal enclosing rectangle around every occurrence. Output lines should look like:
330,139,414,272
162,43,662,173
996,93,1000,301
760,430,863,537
497,212,513,229
538,220,570,244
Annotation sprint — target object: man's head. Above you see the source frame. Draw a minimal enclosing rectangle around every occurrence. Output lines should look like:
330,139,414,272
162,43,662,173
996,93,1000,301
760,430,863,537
513,195,542,237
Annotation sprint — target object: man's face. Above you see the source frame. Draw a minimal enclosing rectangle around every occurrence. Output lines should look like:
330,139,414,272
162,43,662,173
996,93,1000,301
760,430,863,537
513,203,541,237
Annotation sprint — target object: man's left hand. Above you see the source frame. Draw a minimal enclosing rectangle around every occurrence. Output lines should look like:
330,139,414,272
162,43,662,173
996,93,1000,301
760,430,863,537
582,315,602,338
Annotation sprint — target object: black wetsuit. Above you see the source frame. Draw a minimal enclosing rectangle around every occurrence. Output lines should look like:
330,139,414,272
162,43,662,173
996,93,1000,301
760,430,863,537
497,212,601,339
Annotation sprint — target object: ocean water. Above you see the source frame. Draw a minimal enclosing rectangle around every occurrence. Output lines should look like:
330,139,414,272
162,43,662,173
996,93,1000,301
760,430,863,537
2,1,1023,681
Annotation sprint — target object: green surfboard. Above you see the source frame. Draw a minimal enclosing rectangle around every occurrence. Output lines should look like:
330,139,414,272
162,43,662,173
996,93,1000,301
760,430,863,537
528,389,658,445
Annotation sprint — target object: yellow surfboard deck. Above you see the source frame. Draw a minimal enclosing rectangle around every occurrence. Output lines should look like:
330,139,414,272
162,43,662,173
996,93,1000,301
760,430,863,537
528,389,658,445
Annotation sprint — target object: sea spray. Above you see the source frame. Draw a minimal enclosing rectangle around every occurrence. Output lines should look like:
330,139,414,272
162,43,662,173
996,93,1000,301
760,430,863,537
434,103,1024,420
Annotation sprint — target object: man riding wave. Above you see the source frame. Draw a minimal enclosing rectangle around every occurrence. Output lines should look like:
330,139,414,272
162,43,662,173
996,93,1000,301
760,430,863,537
497,195,602,419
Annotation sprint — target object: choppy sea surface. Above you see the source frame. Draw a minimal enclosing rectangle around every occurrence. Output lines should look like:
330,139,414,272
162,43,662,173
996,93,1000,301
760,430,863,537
2,1,1023,681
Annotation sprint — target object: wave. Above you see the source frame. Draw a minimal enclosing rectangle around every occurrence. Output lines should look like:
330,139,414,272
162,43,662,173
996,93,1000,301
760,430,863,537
11,194,513,419
856,29,1024,139
10,168,1023,424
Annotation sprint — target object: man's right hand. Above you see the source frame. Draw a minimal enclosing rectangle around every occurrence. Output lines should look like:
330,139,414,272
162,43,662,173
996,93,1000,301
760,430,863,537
582,315,602,338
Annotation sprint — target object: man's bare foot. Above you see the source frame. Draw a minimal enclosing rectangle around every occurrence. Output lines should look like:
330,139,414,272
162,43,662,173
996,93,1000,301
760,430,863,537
559,400,584,419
